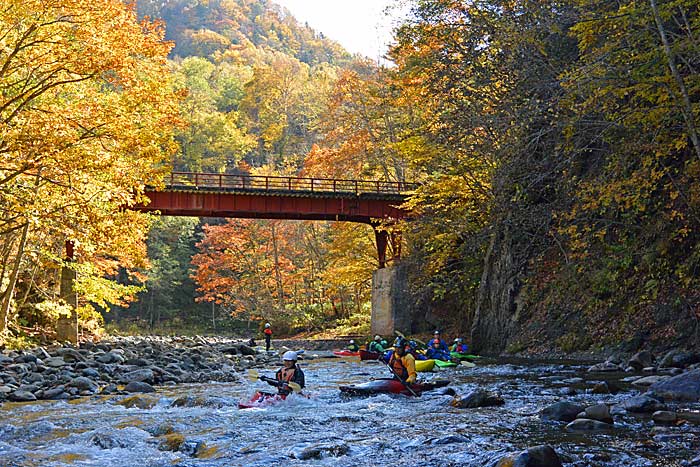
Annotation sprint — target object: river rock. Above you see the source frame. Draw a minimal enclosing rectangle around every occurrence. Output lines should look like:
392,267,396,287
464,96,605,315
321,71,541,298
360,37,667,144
56,348,86,362
0,385,12,394
629,351,655,371
24,372,44,384
495,445,563,467
292,442,349,460
90,432,129,449
652,410,677,424
14,354,37,364
540,401,585,422
648,369,700,401
81,368,100,378
617,395,666,413
566,418,614,432
631,375,669,387
117,394,159,409
119,368,155,385
68,376,98,392
588,362,622,372
433,435,469,445
43,357,66,368
581,403,613,424
659,350,699,369
42,387,70,400
124,381,155,393
237,344,257,356
96,352,123,364
450,389,504,408
9,390,37,402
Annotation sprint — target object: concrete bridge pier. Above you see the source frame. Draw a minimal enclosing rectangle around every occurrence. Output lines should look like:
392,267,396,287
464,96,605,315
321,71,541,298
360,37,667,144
371,263,412,337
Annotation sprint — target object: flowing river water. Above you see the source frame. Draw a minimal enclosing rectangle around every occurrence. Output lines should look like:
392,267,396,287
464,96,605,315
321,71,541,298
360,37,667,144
1,354,699,467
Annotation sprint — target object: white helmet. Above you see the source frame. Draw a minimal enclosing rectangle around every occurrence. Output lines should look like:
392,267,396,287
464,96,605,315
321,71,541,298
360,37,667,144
265,323,271,328
374,335,381,341
349,339,355,344
282,351,297,361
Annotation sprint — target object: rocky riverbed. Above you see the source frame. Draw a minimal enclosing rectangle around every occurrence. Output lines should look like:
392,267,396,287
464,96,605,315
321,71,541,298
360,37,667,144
1,337,700,466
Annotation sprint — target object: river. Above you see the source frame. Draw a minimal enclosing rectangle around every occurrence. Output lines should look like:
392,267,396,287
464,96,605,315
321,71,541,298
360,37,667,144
0,354,698,466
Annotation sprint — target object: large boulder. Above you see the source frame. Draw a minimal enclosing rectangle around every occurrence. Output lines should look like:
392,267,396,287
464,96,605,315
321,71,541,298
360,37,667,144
628,351,655,371
495,445,563,467
451,389,504,408
648,369,700,401
540,401,585,422
659,350,699,369
617,395,666,413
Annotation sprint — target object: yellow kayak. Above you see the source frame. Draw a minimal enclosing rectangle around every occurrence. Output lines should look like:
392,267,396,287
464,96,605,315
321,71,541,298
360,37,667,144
415,359,435,372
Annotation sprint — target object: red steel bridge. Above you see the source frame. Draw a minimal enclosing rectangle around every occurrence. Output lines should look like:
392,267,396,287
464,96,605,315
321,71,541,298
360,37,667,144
133,172,417,267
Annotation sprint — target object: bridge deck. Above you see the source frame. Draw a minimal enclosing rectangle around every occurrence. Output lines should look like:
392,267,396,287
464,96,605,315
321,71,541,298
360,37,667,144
136,172,415,222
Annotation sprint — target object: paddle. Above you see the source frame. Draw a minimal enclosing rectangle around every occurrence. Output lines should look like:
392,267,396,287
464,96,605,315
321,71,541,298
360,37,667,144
381,353,420,397
247,369,302,393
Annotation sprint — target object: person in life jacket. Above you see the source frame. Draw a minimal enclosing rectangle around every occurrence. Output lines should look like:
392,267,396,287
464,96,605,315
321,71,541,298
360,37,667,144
263,323,273,351
451,338,469,353
368,335,386,353
388,338,417,384
427,330,449,353
426,338,452,361
270,351,305,396
347,339,360,352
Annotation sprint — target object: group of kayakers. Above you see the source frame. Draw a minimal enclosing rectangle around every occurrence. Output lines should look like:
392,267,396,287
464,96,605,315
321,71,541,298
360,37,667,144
253,329,469,400
355,330,469,365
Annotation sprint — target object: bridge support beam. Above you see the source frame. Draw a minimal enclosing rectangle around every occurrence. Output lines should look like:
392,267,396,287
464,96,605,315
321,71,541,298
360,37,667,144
373,227,402,269
371,263,412,336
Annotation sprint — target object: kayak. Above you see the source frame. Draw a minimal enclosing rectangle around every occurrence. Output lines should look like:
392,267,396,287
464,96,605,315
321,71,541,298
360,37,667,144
415,359,435,372
339,378,450,397
359,349,382,361
238,391,287,409
333,350,360,357
450,352,480,360
434,359,458,368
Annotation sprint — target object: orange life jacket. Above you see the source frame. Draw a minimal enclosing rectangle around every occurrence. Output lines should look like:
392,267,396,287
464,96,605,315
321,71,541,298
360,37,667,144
277,366,297,383
389,353,408,380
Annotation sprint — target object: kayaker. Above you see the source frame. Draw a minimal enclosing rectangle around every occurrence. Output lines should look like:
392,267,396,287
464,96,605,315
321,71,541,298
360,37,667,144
406,340,428,360
263,323,273,351
388,338,417,384
426,339,452,361
347,339,360,352
268,350,305,396
427,330,450,353
451,338,469,353
368,335,386,353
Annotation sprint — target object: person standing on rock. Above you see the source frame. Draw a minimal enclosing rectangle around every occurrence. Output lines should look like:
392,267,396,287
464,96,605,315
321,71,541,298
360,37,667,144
263,323,273,351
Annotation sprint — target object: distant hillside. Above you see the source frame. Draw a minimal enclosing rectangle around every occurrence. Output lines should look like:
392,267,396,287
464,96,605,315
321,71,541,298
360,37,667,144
136,0,352,65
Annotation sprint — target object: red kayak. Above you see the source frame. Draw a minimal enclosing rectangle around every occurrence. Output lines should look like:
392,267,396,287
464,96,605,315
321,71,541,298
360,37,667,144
238,391,287,409
339,378,450,397
333,350,360,357
359,349,382,361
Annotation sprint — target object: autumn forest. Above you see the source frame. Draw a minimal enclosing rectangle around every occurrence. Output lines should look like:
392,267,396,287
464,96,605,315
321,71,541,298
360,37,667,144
1,0,699,354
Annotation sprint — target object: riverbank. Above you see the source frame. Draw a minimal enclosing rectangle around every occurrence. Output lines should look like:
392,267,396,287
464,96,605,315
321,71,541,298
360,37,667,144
1,339,700,466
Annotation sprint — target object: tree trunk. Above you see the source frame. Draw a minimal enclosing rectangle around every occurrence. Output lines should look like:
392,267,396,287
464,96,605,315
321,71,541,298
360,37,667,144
649,0,700,160
0,221,29,338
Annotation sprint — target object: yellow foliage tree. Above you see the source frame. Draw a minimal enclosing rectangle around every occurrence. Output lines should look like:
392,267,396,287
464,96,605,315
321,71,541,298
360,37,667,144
0,0,181,342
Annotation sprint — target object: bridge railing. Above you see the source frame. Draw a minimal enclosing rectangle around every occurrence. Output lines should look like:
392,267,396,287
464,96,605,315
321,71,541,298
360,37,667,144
165,172,418,195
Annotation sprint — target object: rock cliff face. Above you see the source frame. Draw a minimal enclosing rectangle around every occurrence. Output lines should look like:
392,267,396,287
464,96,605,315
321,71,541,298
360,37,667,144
470,227,522,353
